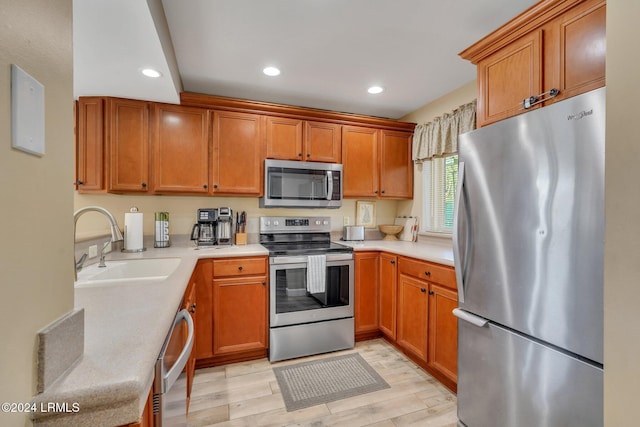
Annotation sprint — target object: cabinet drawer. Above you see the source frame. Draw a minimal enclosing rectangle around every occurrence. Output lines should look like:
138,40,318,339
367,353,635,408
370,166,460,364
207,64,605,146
213,257,267,278
398,256,456,289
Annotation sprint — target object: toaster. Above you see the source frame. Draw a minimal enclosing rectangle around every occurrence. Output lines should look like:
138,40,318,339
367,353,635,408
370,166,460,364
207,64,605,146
343,225,364,241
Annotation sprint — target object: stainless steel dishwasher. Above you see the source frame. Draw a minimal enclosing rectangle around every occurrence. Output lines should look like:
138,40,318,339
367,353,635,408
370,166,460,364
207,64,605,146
153,308,194,426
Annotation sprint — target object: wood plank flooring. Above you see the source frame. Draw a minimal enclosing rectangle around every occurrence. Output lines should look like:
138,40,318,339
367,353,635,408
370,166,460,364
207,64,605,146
187,339,458,426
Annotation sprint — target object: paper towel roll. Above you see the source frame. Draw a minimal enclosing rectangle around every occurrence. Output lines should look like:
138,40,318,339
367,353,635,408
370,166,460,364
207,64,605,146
124,210,144,251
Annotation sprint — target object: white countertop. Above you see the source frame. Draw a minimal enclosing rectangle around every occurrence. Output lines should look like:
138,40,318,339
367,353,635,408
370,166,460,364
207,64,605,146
32,238,451,425
338,239,454,266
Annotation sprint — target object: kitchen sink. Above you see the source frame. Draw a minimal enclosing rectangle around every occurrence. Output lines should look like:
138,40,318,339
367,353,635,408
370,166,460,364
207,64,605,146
75,257,181,288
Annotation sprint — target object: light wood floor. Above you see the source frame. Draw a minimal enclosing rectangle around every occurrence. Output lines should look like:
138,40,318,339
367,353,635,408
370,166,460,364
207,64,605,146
187,339,458,426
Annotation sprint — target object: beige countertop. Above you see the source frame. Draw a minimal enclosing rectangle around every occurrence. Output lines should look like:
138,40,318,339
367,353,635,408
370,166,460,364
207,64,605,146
32,238,452,425
337,239,454,266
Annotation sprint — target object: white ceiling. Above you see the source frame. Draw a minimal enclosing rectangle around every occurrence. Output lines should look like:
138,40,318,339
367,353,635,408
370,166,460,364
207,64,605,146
74,0,538,120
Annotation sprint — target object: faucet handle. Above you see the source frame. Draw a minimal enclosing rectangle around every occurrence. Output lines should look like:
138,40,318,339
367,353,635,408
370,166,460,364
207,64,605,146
75,253,88,271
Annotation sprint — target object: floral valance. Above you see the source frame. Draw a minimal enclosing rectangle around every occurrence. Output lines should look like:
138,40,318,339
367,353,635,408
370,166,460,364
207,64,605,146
412,100,476,163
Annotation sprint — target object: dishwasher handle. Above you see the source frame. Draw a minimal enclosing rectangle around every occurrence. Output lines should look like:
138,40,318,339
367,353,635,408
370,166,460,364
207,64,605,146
163,309,194,392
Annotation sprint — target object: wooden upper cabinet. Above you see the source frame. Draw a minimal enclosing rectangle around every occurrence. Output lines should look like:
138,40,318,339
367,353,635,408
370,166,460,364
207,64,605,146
305,121,341,163
461,0,606,127
211,110,263,196
266,118,342,163
76,97,105,193
549,0,606,102
265,116,303,160
379,130,413,199
107,98,150,192
342,126,379,198
477,30,542,126
152,104,210,194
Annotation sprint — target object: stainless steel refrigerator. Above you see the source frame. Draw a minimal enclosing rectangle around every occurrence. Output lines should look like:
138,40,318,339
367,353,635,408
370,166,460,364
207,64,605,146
453,87,604,427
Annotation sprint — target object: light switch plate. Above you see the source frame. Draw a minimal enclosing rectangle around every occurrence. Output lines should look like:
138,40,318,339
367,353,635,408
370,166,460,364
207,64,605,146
11,64,45,156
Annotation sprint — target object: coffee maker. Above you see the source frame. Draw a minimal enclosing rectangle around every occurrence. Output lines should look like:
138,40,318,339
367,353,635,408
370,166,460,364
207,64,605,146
216,207,233,245
191,208,218,246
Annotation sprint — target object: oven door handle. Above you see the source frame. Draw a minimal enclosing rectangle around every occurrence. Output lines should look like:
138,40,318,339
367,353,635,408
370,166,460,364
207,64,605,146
326,171,333,200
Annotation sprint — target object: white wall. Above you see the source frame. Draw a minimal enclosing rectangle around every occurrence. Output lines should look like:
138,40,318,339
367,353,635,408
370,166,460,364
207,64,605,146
0,1,74,426
604,1,640,425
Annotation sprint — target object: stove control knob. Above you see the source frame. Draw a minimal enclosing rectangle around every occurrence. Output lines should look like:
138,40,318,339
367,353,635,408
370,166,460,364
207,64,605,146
323,220,329,225
264,220,271,226
274,220,279,226
315,220,321,225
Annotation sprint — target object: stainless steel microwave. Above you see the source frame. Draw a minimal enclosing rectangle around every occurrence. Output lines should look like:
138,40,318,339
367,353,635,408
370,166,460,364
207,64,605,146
260,159,343,208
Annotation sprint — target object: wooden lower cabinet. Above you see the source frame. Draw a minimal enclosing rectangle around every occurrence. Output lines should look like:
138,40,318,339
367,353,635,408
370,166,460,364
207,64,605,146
354,252,380,340
378,253,397,339
428,283,458,386
195,256,268,368
397,274,429,361
182,279,197,413
212,276,268,355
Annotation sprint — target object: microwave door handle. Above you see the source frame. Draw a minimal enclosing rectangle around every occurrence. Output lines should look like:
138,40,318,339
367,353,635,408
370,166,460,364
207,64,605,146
326,171,333,200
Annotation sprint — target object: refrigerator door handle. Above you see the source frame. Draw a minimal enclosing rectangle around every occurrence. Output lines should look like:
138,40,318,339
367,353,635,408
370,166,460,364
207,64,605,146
453,308,488,328
453,161,467,302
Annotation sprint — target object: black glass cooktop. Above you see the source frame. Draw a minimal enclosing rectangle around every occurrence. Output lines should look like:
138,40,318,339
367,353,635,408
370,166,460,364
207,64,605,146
260,240,353,256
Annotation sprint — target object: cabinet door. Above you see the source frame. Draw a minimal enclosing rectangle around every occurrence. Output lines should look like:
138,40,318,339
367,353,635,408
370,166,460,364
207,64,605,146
265,116,303,160
397,274,429,362
477,30,542,127
107,98,150,192
76,97,105,192
213,276,268,355
305,121,342,163
212,111,263,195
379,130,413,199
355,252,379,336
379,253,397,339
152,104,210,194
342,126,378,198
194,260,213,361
553,0,606,102
428,284,458,385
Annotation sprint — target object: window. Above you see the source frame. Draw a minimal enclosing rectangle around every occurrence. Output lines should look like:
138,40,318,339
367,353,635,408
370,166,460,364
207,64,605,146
422,154,458,234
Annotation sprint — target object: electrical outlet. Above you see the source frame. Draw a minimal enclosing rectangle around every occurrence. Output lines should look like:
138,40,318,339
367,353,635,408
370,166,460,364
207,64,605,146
343,216,349,226
88,245,98,258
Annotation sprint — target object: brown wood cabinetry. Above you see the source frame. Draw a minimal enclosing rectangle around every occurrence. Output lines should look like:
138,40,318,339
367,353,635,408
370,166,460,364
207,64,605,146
428,283,458,386
378,253,397,339
342,126,413,199
265,117,342,163
107,98,150,192
211,111,263,196
151,104,210,194
212,257,268,356
76,97,105,193
354,252,380,340
397,274,429,361
195,256,268,368
379,130,413,199
461,0,606,127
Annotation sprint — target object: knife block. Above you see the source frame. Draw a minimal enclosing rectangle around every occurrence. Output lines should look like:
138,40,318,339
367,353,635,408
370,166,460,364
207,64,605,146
235,233,247,245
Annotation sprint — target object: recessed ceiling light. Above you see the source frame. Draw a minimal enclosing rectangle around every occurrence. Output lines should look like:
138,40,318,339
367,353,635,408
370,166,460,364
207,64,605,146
368,86,384,94
263,66,281,77
141,68,162,78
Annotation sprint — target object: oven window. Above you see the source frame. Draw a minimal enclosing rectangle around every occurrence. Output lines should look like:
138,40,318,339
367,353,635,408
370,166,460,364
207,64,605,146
274,265,350,313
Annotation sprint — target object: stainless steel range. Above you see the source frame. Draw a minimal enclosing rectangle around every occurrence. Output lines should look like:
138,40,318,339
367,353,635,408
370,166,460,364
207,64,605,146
260,216,354,362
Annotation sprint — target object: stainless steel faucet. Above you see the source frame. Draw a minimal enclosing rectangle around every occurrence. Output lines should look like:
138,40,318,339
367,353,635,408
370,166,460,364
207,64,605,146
73,206,124,277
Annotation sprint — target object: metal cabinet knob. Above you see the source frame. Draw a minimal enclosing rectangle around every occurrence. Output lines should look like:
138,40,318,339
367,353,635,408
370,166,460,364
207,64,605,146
141,182,147,188
213,184,218,189
381,190,385,194
425,271,431,277
390,260,395,265
420,288,426,293
428,290,434,295
189,303,196,313
238,266,243,271
262,281,266,286
298,153,303,157
203,184,208,189
306,153,311,157
77,180,84,185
